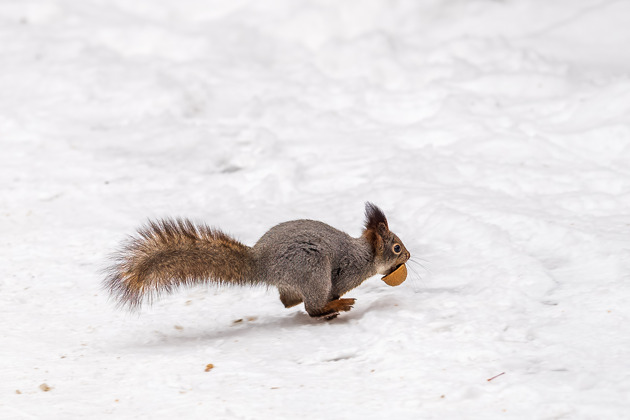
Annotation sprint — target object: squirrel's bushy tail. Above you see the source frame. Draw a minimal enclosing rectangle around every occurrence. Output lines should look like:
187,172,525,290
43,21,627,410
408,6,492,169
104,218,256,309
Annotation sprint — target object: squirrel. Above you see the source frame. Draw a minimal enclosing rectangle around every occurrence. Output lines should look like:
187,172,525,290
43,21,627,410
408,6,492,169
104,202,410,319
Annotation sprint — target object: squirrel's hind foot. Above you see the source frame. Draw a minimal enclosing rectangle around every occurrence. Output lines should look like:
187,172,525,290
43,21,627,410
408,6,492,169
311,298,356,320
318,312,340,321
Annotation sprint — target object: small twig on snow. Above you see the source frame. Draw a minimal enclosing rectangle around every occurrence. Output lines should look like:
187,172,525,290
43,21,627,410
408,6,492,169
487,372,505,382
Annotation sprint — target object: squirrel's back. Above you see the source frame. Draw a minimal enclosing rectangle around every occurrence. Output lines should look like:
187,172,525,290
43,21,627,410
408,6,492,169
253,219,374,294
254,219,352,254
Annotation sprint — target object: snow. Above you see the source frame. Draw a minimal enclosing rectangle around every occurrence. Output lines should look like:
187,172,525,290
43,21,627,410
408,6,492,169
2,0,630,418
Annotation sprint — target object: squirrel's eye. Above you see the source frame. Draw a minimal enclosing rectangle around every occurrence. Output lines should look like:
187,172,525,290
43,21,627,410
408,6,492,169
392,244,401,254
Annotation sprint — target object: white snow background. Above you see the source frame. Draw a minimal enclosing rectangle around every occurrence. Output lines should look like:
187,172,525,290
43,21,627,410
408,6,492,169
2,0,630,419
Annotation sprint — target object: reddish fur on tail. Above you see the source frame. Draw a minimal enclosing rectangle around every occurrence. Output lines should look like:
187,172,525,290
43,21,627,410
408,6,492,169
103,218,255,309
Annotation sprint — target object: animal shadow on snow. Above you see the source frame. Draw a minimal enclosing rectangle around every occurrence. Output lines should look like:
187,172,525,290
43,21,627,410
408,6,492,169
138,295,402,347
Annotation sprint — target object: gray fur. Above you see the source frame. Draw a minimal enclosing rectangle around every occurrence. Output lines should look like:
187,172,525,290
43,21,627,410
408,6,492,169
252,220,378,315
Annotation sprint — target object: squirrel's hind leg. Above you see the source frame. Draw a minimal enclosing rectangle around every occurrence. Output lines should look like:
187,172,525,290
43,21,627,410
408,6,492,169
278,287,303,308
290,259,354,319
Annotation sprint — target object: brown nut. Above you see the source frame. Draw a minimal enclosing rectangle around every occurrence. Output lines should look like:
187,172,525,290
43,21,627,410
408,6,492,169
381,264,407,286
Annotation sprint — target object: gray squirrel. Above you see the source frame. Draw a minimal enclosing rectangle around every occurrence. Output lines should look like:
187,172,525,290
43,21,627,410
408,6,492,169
104,202,410,319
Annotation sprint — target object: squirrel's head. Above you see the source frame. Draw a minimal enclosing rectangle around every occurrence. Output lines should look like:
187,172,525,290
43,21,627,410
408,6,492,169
362,202,410,275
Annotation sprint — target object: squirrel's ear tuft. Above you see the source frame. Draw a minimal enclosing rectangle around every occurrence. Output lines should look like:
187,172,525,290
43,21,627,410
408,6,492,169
364,202,388,231
364,202,389,240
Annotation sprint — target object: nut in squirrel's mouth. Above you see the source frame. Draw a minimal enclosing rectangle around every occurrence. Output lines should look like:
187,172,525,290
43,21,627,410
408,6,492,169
381,263,407,287
385,263,403,276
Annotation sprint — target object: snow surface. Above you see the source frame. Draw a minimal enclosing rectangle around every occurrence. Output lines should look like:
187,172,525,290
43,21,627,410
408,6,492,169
2,0,630,419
